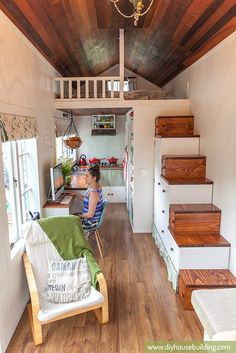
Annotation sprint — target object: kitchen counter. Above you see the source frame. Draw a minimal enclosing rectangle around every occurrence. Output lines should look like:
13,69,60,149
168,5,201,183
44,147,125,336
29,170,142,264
77,164,123,170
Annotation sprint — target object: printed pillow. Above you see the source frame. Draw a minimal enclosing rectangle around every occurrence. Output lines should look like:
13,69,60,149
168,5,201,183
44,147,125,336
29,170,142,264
47,257,91,303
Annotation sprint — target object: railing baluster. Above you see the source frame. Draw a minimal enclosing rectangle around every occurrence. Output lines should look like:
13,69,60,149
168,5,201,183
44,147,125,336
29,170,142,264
94,79,97,99
69,80,72,99
110,80,114,98
77,80,80,99
60,80,64,99
102,79,106,98
85,81,89,99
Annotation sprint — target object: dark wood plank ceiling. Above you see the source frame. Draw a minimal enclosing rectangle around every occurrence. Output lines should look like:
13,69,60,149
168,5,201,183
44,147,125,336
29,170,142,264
0,0,236,87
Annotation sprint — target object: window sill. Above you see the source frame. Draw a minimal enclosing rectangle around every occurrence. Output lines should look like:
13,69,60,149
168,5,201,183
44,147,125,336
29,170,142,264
10,238,25,261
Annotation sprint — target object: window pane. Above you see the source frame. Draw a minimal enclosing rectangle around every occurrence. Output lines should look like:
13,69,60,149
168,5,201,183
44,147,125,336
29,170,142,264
17,140,34,222
56,136,76,162
56,137,63,162
2,142,19,244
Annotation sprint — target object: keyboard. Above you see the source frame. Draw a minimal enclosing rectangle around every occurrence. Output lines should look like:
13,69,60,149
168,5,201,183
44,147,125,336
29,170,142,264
60,195,73,205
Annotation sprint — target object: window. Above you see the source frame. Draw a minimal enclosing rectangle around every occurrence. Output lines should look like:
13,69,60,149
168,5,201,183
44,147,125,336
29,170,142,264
2,139,40,248
107,77,137,92
56,136,76,163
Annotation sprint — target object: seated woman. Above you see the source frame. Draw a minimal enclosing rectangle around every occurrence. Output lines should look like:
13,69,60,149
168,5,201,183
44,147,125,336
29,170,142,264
70,164,103,231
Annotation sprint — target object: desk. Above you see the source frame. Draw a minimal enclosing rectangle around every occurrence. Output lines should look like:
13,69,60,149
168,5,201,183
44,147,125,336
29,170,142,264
43,196,78,217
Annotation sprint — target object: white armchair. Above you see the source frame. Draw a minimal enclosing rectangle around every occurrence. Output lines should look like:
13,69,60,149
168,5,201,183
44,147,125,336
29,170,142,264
23,220,108,345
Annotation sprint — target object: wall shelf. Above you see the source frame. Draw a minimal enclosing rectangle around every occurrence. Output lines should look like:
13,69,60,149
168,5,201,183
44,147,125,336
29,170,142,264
91,114,116,135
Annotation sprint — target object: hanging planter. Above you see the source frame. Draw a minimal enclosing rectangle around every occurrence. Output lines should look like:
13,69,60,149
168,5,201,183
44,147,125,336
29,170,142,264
63,111,82,149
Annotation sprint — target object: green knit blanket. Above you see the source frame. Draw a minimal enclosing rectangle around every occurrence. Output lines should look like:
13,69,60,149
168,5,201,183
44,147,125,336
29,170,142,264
37,215,101,288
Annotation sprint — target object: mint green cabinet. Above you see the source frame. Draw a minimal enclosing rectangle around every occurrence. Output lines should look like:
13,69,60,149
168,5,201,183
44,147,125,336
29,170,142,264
100,169,124,187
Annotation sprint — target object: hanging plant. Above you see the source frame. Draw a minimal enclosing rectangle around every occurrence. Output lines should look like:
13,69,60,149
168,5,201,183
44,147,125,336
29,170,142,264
63,110,82,149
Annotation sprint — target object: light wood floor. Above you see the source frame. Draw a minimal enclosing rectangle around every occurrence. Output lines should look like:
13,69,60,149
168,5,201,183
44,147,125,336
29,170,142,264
6,204,203,353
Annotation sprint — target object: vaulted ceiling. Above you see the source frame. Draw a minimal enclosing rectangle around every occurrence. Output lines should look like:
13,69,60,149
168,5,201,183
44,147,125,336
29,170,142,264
0,0,236,87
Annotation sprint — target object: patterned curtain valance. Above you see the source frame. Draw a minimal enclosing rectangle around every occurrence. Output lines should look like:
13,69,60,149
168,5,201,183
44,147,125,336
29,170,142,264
0,113,39,142
55,122,67,138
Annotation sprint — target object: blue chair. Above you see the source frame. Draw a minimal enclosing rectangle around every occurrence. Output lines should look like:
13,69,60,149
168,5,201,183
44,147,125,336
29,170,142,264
85,200,109,258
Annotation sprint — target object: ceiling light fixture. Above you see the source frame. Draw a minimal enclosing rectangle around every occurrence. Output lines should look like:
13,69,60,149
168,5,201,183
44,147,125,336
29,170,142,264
110,0,154,26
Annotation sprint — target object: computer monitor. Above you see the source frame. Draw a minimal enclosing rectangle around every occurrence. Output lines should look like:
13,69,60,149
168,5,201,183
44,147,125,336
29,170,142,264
50,163,64,200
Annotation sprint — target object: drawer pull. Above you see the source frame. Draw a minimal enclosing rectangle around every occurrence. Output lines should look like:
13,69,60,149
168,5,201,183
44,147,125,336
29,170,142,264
170,247,174,251
172,220,175,223
162,190,166,193
162,210,165,214
158,182,160,185
161,230,164,233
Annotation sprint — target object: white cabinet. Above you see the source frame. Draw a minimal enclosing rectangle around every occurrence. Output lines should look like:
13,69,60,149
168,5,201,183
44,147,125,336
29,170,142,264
101,169,126,203
103,186,126,203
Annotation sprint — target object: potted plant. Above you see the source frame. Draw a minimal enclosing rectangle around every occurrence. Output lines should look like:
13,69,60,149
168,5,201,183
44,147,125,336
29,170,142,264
61,157,73,185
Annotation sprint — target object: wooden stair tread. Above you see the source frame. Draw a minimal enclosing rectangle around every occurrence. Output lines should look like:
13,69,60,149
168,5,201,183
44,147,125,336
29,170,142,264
169,203,220,213
162,154,206,159
179,269,236,287
168,227,230,247
155,134,200,138
161,175,213,185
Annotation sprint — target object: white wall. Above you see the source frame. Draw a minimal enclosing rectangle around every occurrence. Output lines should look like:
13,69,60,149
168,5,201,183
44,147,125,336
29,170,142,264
0,10,57,353
164,31,236,275
100,63,164,92
75,115,126,162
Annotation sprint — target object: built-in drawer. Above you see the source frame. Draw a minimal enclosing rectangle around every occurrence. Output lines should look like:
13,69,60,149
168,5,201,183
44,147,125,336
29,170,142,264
179,246,230,269
159,178,213,204
165,228,180,271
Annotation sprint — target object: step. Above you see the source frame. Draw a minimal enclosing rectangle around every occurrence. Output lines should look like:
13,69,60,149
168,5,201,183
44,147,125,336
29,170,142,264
161,175,213,185
155,115,194,137
168,226,230,247
161,154,206,181
155,134,200,139
178,269,236,310
169,204,221,235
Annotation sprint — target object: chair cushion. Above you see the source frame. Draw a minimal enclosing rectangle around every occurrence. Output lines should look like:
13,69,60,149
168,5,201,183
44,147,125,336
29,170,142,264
47,257,91,303
191,288,236,340
38,286,104,322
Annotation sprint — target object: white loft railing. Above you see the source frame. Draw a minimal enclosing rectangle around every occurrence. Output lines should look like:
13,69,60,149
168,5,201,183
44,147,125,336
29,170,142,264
54,77,124,100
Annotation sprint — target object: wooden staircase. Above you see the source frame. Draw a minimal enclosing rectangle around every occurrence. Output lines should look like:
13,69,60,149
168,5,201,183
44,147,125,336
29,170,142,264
155,115,236,310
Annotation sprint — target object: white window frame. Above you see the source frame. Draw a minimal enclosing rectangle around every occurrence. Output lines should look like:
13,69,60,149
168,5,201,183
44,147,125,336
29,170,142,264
107,80,129,92
1,139,40,250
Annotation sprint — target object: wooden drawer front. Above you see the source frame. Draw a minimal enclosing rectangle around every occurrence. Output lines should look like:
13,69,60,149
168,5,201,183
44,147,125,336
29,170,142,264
169,209,221,235
179,246,230,269
155,116,194,137
162,156,206,180
178,277,193,310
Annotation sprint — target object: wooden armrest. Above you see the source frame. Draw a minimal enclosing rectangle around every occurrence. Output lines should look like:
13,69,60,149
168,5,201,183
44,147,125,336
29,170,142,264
23,253,41,313
97,272,108,301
